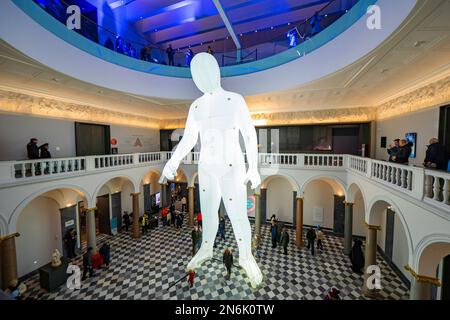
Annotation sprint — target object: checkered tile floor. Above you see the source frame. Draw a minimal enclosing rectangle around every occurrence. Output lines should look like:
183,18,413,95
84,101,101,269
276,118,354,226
23,217,409,300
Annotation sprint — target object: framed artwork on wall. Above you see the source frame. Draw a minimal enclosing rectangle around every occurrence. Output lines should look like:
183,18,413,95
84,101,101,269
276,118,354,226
405,132,417,158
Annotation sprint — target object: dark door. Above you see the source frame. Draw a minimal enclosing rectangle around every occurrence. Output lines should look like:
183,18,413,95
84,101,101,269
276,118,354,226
75,122,111,156
144,184,151,213
60,205,78,258
111,192,122,233
442,255,450,300
332,127,360,155
333,195,345,234
385,209,395,260
96,195,111,235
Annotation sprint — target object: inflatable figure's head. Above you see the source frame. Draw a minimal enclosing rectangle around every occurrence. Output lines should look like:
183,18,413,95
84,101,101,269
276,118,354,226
190,53,221,94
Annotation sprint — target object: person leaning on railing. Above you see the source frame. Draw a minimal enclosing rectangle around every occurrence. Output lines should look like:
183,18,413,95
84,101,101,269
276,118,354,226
423,138,450,171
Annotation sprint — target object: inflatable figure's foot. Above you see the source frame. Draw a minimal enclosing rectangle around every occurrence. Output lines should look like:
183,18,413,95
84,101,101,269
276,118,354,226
239,255,263,288
187,246,213,270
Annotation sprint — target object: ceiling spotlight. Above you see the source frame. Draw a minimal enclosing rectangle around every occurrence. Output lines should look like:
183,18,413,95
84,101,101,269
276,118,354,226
240,33,243,36
414,41,426,47
325,14,328,17
52,77,60,82
140,16,143,19
271,26,274,30
288,22,291,25
255,30,258,32
155,28,158,32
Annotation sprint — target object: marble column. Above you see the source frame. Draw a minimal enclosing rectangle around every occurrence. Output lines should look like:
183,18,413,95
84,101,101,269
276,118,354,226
343,202,354,255
363,224,380,297
0,233,19,290
254,193,261,237
85,208,97,254
131,192,141,238
188,186,195,226
295,197,304,248
405,265,440,300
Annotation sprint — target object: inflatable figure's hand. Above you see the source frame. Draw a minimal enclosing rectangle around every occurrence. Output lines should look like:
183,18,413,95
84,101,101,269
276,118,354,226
159,160,178,184
244,170,261,189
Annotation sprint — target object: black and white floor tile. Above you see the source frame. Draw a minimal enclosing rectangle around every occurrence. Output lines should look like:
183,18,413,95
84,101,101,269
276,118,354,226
23,218,409,300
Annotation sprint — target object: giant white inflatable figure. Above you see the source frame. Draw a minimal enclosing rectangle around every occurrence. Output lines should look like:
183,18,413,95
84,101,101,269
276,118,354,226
159,53,263,287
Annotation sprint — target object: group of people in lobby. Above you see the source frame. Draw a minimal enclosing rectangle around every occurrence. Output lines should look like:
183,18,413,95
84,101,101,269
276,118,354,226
387,137,449,170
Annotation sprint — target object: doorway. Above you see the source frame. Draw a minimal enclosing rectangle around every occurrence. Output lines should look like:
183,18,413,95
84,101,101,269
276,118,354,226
96,194,111,235
75,122,111,156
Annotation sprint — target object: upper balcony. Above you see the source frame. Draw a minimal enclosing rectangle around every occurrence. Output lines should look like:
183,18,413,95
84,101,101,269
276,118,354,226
0,0,417,99
0,151,448,213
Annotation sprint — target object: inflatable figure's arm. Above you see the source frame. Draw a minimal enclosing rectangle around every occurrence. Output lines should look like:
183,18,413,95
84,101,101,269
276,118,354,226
237,96,261,189
159,103,199,183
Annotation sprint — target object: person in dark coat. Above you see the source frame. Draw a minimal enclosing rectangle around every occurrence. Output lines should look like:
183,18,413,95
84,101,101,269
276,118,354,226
82,247,95,280
393,139,413,164
281,228,290,255
166,44,175,66
39,143,51,158
276,222,283,245
324,287,341,300
170,203,176,226
349,239,365,274
123,212,131,231
387,139,400,162
64,228,77,259
218,216,226,241
271,220,278,248
306,227,316,255
99,242,111,268
191,225,200,256
26,138,39,159
223,248,233,280
424,138,449,170
104,38,114,51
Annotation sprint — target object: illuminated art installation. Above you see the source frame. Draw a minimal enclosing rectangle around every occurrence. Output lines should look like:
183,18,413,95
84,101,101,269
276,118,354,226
159,53,263,287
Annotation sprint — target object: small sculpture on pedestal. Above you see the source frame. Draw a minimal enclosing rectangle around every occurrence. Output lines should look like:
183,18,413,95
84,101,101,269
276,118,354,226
51,249,62,267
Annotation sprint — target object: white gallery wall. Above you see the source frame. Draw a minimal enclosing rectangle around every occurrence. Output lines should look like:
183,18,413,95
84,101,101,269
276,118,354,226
303,180,334,229
375,108,440,166
0,113,160,160
266,177,294,223
352,190,366,237
16,197,62,277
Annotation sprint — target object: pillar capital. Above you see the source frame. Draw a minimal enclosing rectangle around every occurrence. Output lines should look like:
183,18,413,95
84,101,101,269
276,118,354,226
344,201,354,206
296,196,304,200
0,233,20,243
254,192,261,197
85,207,97,212
404,265,441,286
365,222,381,230
187,186,195,189
130,192,141,196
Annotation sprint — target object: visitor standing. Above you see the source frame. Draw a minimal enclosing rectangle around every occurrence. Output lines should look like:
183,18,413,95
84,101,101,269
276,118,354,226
197,211,203,227
64,228,77,259
316,226,324,251
387,139,400,162
166,44,175,66
219,216,226,241
271,220,278,248
181,196,187,212
281,228,290,255
306,227,316,255
99,242,111,268
123,211,131,231
191,225,200,256
424,138,449,170
349,239,365,274
26,138,39,159
187,269,196,288
82,247,95,280
223,248,233,280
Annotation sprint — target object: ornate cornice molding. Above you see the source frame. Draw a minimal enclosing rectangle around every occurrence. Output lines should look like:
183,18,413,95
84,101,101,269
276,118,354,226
376,75,450,120
0,89,160,129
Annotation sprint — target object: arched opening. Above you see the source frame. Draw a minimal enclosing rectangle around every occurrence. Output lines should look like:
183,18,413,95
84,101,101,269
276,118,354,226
15,188,87,277
418,242,450,300
140,170,162,214
92,176,136,237
302,177,346,233
263,176,296,224
166,168,188,205
347,183,367,237
368,200,412,284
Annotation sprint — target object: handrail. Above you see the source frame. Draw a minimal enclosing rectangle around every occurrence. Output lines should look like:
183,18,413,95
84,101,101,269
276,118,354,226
2,152,448,210
31,0,360,68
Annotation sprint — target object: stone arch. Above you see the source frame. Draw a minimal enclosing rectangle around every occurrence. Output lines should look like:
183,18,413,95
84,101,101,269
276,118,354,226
92,174,139,201
188,171,199,188
141,169,161,185
300,175,347,198
414,234,450,277
261,173,300,193
347,181,367,207
8,184,91,232
367,196,414,262
0,213,8,236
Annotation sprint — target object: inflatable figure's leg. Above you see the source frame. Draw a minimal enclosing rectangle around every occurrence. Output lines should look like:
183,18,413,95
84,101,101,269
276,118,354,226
187,169,221,270
220,173,263,288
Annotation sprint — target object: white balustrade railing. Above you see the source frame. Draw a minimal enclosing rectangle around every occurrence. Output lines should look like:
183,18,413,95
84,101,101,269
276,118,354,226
7,157,87,180
1,152,449,211
424,169,450,208
303,154,344,167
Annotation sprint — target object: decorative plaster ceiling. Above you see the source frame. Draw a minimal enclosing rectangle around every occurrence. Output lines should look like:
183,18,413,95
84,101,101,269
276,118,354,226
0,0,450,122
